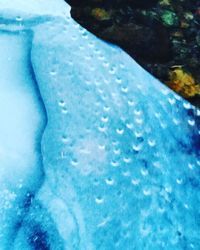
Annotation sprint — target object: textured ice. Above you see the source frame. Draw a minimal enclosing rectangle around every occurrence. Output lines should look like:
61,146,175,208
0,0,199,249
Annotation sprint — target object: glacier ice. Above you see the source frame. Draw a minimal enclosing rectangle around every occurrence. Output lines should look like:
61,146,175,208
0,0,199,249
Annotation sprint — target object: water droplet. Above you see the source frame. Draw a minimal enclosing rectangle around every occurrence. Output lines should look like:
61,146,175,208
126,123,133,129
105,178,114,186
98,144,106,151
164,183,172,193
116,77,122,84
168,97,176,105
143,188,151,196
95,196,104,204
116,128,124,135
134,108,142,116
123,157,132,163
173,118,181,125
103,61,109,67
135,130,143,138
16,16,23,22
62,135,69,143
183,102,191,109
50,70,57,76
128,99,135,106
148,138,156,147
62,107,68,114
188,119,195,126
153,161,161,169
121,86,128,93
113,148,121,155
132,143,143,152
58,100,65,107
141,168,149,176
188,163,195,170
71,158,78,166
82,32,88,39
176,178,183,185
131,179,140,186
135,117,143,125
111,160,120,167
103,105,110,112
98,124,107,133
101,115,109,123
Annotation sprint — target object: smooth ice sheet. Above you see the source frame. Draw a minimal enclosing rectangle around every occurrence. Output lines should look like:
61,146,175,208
0,30,46,249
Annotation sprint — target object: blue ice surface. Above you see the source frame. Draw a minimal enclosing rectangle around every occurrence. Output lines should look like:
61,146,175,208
0,0,199,249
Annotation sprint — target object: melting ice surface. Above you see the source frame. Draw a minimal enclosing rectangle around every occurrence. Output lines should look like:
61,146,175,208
0,0,199,249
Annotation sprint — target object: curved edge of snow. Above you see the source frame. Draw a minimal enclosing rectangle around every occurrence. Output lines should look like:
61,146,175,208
0,0,70,20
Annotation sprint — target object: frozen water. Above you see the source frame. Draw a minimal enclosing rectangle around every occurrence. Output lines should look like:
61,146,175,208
0,0,199,249
0,30,46,249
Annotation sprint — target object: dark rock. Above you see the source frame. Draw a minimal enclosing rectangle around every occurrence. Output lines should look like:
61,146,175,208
122,0,159,9
65,0,200,107
98,22,171,63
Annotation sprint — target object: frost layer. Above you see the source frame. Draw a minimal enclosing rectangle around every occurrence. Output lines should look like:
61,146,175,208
0,0,199,249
